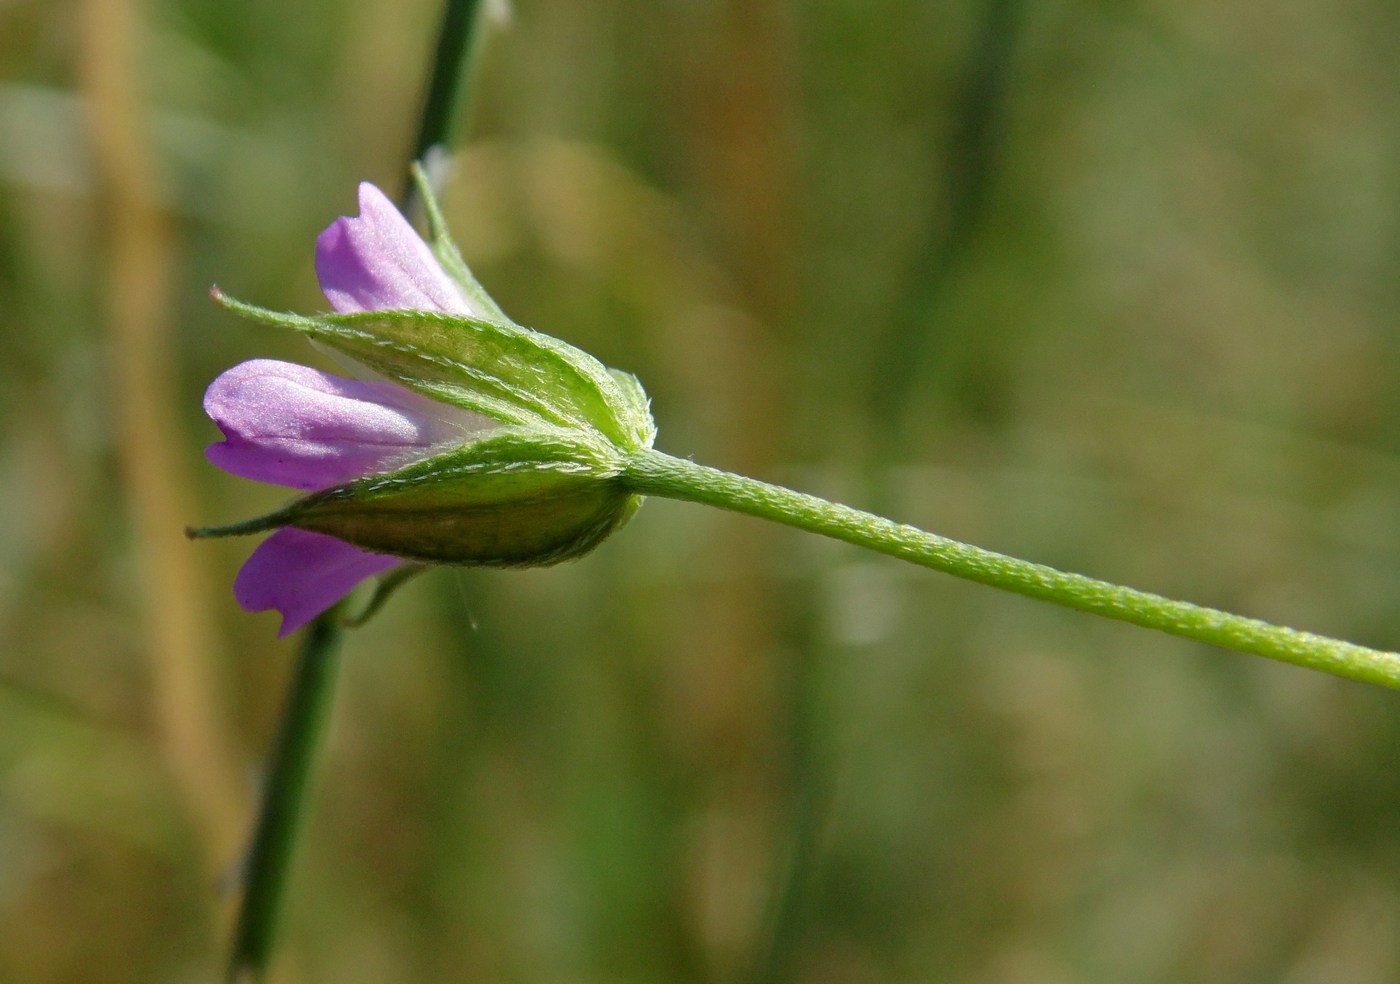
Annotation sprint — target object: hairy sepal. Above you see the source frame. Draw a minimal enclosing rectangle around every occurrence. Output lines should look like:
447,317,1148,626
213,291,655,451
283,428,641,566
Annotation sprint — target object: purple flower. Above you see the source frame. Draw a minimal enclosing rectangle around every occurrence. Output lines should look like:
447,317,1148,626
204,183,490,636
199,179,654,635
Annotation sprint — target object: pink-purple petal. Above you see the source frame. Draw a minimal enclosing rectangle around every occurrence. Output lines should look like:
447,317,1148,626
209,182,502,634
315,182,478,316
204,359,479,491
234,527,401,637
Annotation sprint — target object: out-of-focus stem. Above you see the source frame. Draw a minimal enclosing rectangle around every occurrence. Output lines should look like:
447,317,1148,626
223,1,494,979
225,612,344,983
403,0,489,214
868,0,1024,483
80,0,245,890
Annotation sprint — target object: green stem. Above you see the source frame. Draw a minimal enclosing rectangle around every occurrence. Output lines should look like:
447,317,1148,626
226,610,344,983
622,448,1400,691
868,0,1023,470
225,3,492,980
403,0,488,212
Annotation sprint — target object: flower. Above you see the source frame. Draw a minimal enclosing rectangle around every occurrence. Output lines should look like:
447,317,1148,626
198,179,655,636
205,184,490,635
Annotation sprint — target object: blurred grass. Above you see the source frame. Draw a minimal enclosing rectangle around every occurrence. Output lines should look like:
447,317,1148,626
4,0,1400,981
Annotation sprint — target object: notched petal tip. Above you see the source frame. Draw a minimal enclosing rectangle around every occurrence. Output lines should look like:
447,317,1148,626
234,528,400,637
314,182,476,317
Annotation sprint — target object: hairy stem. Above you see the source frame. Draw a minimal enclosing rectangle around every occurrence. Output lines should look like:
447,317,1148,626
622,448,1400,691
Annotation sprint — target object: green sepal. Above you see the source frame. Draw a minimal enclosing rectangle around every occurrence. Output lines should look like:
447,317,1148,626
282,428,641,567
608,368,658,449
212,291,656,452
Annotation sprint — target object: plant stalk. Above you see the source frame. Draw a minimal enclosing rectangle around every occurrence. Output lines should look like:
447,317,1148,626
225,1,492,978
403,0,489,213
622,448,1400,691
226,610,344,983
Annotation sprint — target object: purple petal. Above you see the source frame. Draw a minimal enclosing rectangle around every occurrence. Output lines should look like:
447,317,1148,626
204,359,487,491
234,528,400,637
315,182,478,316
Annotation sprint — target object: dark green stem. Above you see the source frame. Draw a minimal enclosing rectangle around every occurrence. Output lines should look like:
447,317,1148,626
225,610,344,983
622,449,1400,691
868,0,1023,481
224,2,491,979
403,0,488,213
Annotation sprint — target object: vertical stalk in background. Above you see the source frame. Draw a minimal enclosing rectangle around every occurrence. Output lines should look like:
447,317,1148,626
224,1,493,979
225,611,344,983
404,0,488,214
752,6,1022,977
669,7,809,980
802,8,1021,965
867,0,1024,484
80,0,244,900
746,663,824,984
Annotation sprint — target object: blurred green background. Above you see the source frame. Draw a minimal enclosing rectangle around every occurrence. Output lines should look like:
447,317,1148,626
5,0,1400,981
